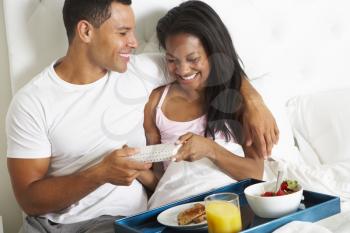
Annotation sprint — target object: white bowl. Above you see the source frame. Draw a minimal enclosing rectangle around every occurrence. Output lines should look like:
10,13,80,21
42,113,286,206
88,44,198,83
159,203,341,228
244,181,303,218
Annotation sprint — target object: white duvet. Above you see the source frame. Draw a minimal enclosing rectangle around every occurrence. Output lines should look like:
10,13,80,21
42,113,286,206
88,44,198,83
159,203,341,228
148,140,244,209
149,144,350,212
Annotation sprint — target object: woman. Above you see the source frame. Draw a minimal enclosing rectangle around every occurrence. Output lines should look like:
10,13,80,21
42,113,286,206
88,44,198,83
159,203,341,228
137,1,278,206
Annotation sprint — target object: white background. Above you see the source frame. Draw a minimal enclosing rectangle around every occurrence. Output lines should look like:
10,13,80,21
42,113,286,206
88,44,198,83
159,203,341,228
0,0,23,232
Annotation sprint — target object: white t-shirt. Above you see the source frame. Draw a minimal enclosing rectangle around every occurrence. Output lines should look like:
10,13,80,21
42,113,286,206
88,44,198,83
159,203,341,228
6,53,168,224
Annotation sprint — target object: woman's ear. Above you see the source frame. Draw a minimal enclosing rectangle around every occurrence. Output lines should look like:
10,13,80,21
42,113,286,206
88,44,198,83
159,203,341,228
76,20,94,43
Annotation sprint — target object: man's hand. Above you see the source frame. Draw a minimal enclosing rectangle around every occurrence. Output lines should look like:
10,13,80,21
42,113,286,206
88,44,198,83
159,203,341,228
98,146,152,186
240,77,279,159
243,99,279,159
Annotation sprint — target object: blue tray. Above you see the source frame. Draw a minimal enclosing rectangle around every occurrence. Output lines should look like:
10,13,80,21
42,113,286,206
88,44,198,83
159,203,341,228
115,179,340,233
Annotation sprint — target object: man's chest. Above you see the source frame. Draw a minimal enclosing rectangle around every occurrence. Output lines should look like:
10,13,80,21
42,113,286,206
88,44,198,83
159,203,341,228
46,84,149,160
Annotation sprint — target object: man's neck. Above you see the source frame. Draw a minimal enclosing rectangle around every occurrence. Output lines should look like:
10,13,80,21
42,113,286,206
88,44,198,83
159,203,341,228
55,48,108,85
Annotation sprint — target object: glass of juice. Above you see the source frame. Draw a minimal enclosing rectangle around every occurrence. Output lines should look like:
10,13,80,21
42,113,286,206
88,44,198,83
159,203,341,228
205,192,242,233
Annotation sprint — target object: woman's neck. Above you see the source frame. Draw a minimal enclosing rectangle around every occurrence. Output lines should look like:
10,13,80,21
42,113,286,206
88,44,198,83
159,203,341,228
174,82,205,102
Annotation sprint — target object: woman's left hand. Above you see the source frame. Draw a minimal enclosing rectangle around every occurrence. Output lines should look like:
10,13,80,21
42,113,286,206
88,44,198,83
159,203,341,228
174,133,217,162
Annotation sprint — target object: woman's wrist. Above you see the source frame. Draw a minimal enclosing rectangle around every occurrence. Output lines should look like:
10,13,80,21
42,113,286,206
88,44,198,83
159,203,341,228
207,140,221,163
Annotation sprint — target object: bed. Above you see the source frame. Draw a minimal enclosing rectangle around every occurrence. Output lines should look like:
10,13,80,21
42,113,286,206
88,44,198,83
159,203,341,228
3,0,350,232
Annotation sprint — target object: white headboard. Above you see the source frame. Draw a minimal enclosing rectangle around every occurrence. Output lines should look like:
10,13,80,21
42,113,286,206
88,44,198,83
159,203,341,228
3,0,350,96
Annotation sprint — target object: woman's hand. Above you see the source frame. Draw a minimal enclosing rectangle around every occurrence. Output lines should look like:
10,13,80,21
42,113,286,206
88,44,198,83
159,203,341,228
174,133,217,162
243,99,279,159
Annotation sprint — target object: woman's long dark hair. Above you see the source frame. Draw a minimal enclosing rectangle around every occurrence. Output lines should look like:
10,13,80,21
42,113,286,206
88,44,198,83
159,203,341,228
157,0,246,143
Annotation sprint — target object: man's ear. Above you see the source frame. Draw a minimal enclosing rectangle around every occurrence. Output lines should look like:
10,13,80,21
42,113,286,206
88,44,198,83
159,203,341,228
76,20,94,43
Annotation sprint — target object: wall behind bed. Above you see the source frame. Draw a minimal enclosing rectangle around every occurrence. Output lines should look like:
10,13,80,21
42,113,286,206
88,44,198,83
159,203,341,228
0,0,23,232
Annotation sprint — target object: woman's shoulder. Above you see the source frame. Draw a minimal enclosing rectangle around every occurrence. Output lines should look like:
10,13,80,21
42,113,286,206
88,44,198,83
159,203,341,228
149,85,165,102
151,85,166,96
146,85,168,111
149,83,175,105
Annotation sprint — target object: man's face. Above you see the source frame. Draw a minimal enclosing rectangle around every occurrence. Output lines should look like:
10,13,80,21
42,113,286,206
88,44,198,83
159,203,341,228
89,2,138,73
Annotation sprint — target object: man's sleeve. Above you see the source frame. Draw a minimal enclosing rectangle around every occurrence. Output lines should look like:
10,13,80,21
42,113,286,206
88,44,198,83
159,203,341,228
6,92,51,158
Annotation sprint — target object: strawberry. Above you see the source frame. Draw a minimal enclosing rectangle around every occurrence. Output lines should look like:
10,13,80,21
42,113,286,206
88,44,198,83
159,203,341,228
261,191,275,197
276,190,286,196
280,181,288,191
260,180,299,197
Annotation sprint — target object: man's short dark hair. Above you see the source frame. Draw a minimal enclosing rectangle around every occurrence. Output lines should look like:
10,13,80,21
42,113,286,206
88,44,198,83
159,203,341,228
63,0,132,43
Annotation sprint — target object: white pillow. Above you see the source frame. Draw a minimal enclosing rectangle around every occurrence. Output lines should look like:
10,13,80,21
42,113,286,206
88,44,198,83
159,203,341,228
264,89,350,205
287,88,350,164
250,77,298,163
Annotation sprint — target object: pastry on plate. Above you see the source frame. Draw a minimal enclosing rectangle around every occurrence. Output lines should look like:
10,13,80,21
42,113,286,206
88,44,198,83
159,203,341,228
177,203,206,225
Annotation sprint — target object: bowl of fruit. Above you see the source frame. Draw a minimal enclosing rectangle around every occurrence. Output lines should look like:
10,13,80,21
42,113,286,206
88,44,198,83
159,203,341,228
244,180,303,218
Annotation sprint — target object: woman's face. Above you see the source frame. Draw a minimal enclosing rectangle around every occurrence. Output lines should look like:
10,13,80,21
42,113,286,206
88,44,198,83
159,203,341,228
165,33,210,91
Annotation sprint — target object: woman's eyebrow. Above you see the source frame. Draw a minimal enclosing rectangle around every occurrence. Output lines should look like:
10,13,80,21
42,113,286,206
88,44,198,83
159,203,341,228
186,52,197,57
166,52,197,57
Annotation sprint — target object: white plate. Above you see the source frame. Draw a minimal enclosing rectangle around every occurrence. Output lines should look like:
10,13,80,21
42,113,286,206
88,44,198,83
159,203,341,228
157,201,207,230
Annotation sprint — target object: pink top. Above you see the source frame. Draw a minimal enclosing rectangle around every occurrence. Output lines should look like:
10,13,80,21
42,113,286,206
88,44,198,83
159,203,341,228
155,85,207,144
155,84,238,172
155,85,207,169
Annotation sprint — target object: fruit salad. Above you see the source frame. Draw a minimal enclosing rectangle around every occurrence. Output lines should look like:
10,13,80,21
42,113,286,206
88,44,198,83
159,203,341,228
261,180,299,197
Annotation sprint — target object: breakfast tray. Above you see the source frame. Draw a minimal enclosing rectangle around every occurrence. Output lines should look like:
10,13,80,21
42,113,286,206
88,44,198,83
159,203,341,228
114,179,340,233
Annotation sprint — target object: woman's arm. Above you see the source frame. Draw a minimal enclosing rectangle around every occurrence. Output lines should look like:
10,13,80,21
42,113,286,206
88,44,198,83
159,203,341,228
240,78,279,159
143,88,162,146
212,143,263,180
174,133,264,180
137,88,164,191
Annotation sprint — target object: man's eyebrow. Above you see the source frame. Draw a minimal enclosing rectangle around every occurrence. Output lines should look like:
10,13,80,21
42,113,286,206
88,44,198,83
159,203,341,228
115,26,131,30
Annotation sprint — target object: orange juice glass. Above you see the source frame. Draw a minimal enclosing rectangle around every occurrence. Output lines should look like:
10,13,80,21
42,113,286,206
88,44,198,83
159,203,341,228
205,193,242,233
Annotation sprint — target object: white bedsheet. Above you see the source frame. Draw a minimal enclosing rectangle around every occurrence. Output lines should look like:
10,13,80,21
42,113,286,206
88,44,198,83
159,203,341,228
273,208,350,233
148,140,245,209
274,221,332,233
272,209,350,233
317,209,350,233
265,156,350,232
264,159,350,207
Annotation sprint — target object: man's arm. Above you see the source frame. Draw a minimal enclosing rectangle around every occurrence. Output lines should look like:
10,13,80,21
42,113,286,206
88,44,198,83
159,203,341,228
8,148,151,216
240,78,279,158
241,77,264,103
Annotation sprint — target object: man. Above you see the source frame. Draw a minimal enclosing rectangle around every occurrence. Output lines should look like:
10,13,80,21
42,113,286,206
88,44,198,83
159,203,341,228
6,0,278,232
